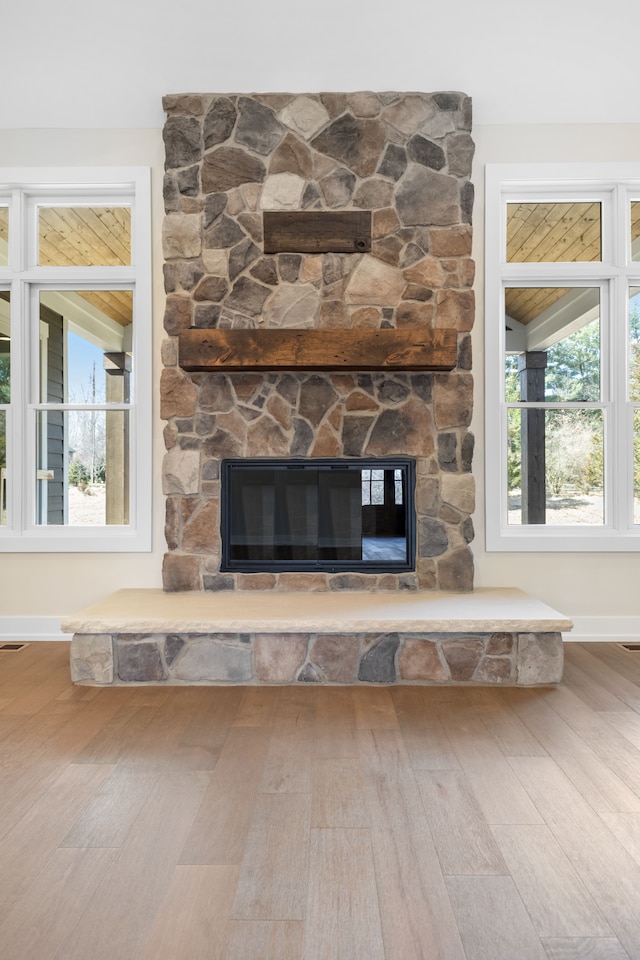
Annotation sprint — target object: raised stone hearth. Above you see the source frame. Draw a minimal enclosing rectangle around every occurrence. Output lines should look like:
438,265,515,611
63,588,571,687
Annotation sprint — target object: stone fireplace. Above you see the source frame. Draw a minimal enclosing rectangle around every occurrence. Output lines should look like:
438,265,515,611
63,90,571,688
160,90,475,595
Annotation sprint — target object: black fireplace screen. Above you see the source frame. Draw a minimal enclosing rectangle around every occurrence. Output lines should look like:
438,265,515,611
220,457,416,573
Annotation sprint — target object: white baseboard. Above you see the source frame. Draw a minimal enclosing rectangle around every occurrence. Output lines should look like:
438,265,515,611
0,617,66,642
566,617,640,643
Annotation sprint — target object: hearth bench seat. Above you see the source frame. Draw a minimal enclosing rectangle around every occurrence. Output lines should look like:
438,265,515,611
61,587,572,687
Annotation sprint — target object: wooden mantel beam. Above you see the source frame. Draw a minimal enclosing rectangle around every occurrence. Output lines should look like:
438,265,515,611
178,328,458,373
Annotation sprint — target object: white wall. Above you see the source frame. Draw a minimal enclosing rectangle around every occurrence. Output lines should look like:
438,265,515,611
0,0,636,128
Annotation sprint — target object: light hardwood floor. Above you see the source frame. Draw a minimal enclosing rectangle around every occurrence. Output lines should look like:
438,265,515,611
2,641,640,959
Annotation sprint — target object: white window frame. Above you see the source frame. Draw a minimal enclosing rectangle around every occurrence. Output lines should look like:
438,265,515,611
485,162,640,552
0,167,152,552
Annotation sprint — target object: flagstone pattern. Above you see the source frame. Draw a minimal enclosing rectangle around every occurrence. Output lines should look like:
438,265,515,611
160,92,476,593
71,630,564,686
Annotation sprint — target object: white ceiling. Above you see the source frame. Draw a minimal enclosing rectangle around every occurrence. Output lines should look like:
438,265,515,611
1,0,636,129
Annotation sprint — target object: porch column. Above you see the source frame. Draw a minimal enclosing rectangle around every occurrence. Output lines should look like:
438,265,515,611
104,352,131,525
518,351,547,524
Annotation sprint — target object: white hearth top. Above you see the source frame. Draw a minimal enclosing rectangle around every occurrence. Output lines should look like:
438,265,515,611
61,588,573,635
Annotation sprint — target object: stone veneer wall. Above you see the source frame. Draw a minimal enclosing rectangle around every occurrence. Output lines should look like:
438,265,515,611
160,91,475,593
72,631,564,687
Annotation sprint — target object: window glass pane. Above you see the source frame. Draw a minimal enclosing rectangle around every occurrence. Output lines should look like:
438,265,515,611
0,291,9,402
546,317,600,402
505,354,520,402
394,468,403,505
0,410,6,526
36,409,129,526
507,201,601,263
361,471,371,506
506,285,570,328
631,202,640,261
634,409,640,524
39,291,132,403
505,289,600,402
370,479,384,504
507,408,604,525
629,287,640,401
0,207,8,266
38,206,131,266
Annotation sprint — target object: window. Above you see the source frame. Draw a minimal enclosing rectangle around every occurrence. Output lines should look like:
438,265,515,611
485,164,640,551
360,468,404,506
0,168,151,551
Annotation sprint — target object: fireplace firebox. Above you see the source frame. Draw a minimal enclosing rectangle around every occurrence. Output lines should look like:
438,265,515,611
221,458,416,574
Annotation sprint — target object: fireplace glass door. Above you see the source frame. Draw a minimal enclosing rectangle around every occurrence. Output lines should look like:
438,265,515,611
221,458,415,573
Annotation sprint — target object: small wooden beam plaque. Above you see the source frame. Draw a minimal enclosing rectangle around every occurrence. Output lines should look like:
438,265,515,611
179,328,457,373
263,211,372,254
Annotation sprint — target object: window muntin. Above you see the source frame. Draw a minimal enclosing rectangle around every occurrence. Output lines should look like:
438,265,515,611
486,164,640,551
0,169,150,551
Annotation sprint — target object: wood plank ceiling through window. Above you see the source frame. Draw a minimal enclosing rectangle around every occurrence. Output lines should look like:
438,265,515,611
505,201,640,326
506,202,601,326
38,206,132,328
